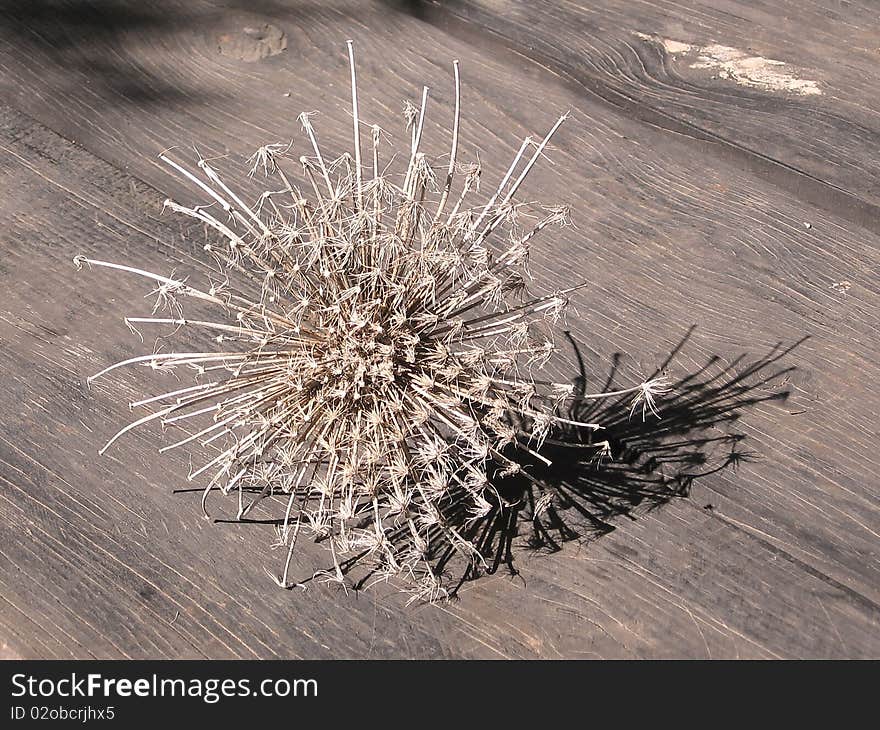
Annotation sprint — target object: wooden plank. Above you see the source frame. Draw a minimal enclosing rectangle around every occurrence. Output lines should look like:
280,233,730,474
0,1,878,657
430,0,880,215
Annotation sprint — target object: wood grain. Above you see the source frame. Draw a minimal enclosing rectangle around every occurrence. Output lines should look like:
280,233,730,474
0,0,877,658
432,0,880,216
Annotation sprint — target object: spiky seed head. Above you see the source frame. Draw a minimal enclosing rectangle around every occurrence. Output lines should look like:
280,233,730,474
77,45,666,601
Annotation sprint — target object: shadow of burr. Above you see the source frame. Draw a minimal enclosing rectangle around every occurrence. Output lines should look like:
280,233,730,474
426,327,803,596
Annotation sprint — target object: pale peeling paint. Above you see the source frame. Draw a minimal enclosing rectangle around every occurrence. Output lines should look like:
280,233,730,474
635,33,693,55
635,33,822,96
660,39,694,55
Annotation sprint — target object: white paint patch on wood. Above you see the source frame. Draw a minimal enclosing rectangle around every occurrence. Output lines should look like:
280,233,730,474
635,33,822,96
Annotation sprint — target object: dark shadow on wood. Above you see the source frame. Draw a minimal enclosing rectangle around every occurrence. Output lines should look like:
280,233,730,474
0,1,198,104
0,0,319,106
425,328,803,597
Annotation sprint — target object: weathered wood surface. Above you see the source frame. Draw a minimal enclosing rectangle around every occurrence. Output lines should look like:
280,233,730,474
0,0,878,658
434,0,880,217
